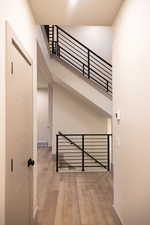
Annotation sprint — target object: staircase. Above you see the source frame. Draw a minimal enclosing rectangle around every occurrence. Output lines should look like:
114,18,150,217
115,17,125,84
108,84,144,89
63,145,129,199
44,26,113,172
46,25,112,96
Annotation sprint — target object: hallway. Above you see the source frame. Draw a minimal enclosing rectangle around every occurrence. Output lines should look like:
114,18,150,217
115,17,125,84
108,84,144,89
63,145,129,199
37,148,119,225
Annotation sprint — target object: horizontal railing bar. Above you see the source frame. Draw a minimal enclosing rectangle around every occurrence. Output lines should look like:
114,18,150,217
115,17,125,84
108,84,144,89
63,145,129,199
59,134,112,136
58,140,109,142
59,162,82,164
58,32,87,54
90,75,111,90
59,148,107,154
58,143,107,145
59,44,88,64
89,75,108,90
56,25,112,67
59,142,107,144
84,137,109,139
84,140,108,141
59,159,107,162
59,153,82,154
59,155,81,160
91,78,111,93
58,147,81,148
59,155,108,157
84,144,108,146
90,53,112,71
59,152,107,155
83,152,107,154
60,53,83,70
58,165,82,169
59,141,109,143
59,138,82,140
59,138,107,141
59,37,88,57
84,166,107,168
60,50,83,66
90,60,112,76
59,42,88,62
59,165,107,168
89,73,108,87
60,155,108,157
60,54,83,72
60,164,107,167
90,63,112,80
60,46,86,65
58,166,106,168
90,67,110,84
84,160,107,163
60,160,107,162
59,144,107,147
59,152,107,154
60,152,108,154
90,71,108,86
59,55,83,73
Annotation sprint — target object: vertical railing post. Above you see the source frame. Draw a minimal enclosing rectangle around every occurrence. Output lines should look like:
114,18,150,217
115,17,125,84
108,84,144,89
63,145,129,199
83,64,85,76
52,25,55,54
82,135,85,171
56,26,60,57
88,50,90,79
107,81,109,92
56,135,59,172
107,135,110,171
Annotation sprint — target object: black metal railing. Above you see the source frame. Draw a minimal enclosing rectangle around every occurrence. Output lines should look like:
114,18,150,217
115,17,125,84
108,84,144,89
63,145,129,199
48,25,112,95
56,132,112,172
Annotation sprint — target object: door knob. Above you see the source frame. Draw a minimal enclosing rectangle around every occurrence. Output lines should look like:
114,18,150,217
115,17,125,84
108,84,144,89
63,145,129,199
28,158,35,167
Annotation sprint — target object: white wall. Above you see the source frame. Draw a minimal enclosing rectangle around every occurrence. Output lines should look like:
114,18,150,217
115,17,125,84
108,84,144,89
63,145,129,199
48,85,53,147
113,1,150,225
52,83,108,153
50,57,112,116
61,26,112,63
0,1,51,224
37,88,49,145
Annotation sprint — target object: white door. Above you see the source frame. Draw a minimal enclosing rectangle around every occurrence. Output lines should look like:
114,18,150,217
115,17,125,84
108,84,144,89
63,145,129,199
5,24,34,225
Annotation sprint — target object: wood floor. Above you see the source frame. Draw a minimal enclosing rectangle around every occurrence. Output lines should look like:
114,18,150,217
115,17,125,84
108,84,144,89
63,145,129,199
37,148,120,225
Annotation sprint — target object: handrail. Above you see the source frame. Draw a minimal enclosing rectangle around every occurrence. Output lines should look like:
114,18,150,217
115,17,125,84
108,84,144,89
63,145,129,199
59,133,112,136
58,132,107,170
55,25,112,68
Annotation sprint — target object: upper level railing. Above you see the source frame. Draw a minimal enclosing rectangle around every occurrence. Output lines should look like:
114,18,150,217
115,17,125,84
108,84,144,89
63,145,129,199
56,132,112,172
47,25,112,95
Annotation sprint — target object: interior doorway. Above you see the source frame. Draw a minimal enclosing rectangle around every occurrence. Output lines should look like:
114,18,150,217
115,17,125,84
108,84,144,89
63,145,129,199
37,44,53,150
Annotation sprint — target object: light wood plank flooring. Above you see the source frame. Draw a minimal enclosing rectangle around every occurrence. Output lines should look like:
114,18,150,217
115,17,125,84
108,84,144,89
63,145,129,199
37,148,120,225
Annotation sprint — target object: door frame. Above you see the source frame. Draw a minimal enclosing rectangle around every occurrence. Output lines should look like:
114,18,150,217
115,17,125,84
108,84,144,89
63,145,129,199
5,22,34,225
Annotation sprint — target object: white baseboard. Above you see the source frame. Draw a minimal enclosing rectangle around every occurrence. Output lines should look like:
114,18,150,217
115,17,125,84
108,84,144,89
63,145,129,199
33,206,38,225
112,205,123,225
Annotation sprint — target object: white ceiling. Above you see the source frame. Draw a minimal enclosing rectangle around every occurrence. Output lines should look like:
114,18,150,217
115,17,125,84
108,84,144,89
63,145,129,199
29,0,123,25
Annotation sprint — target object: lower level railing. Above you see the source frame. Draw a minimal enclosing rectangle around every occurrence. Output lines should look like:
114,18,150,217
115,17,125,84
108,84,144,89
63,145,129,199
56,132,112,172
